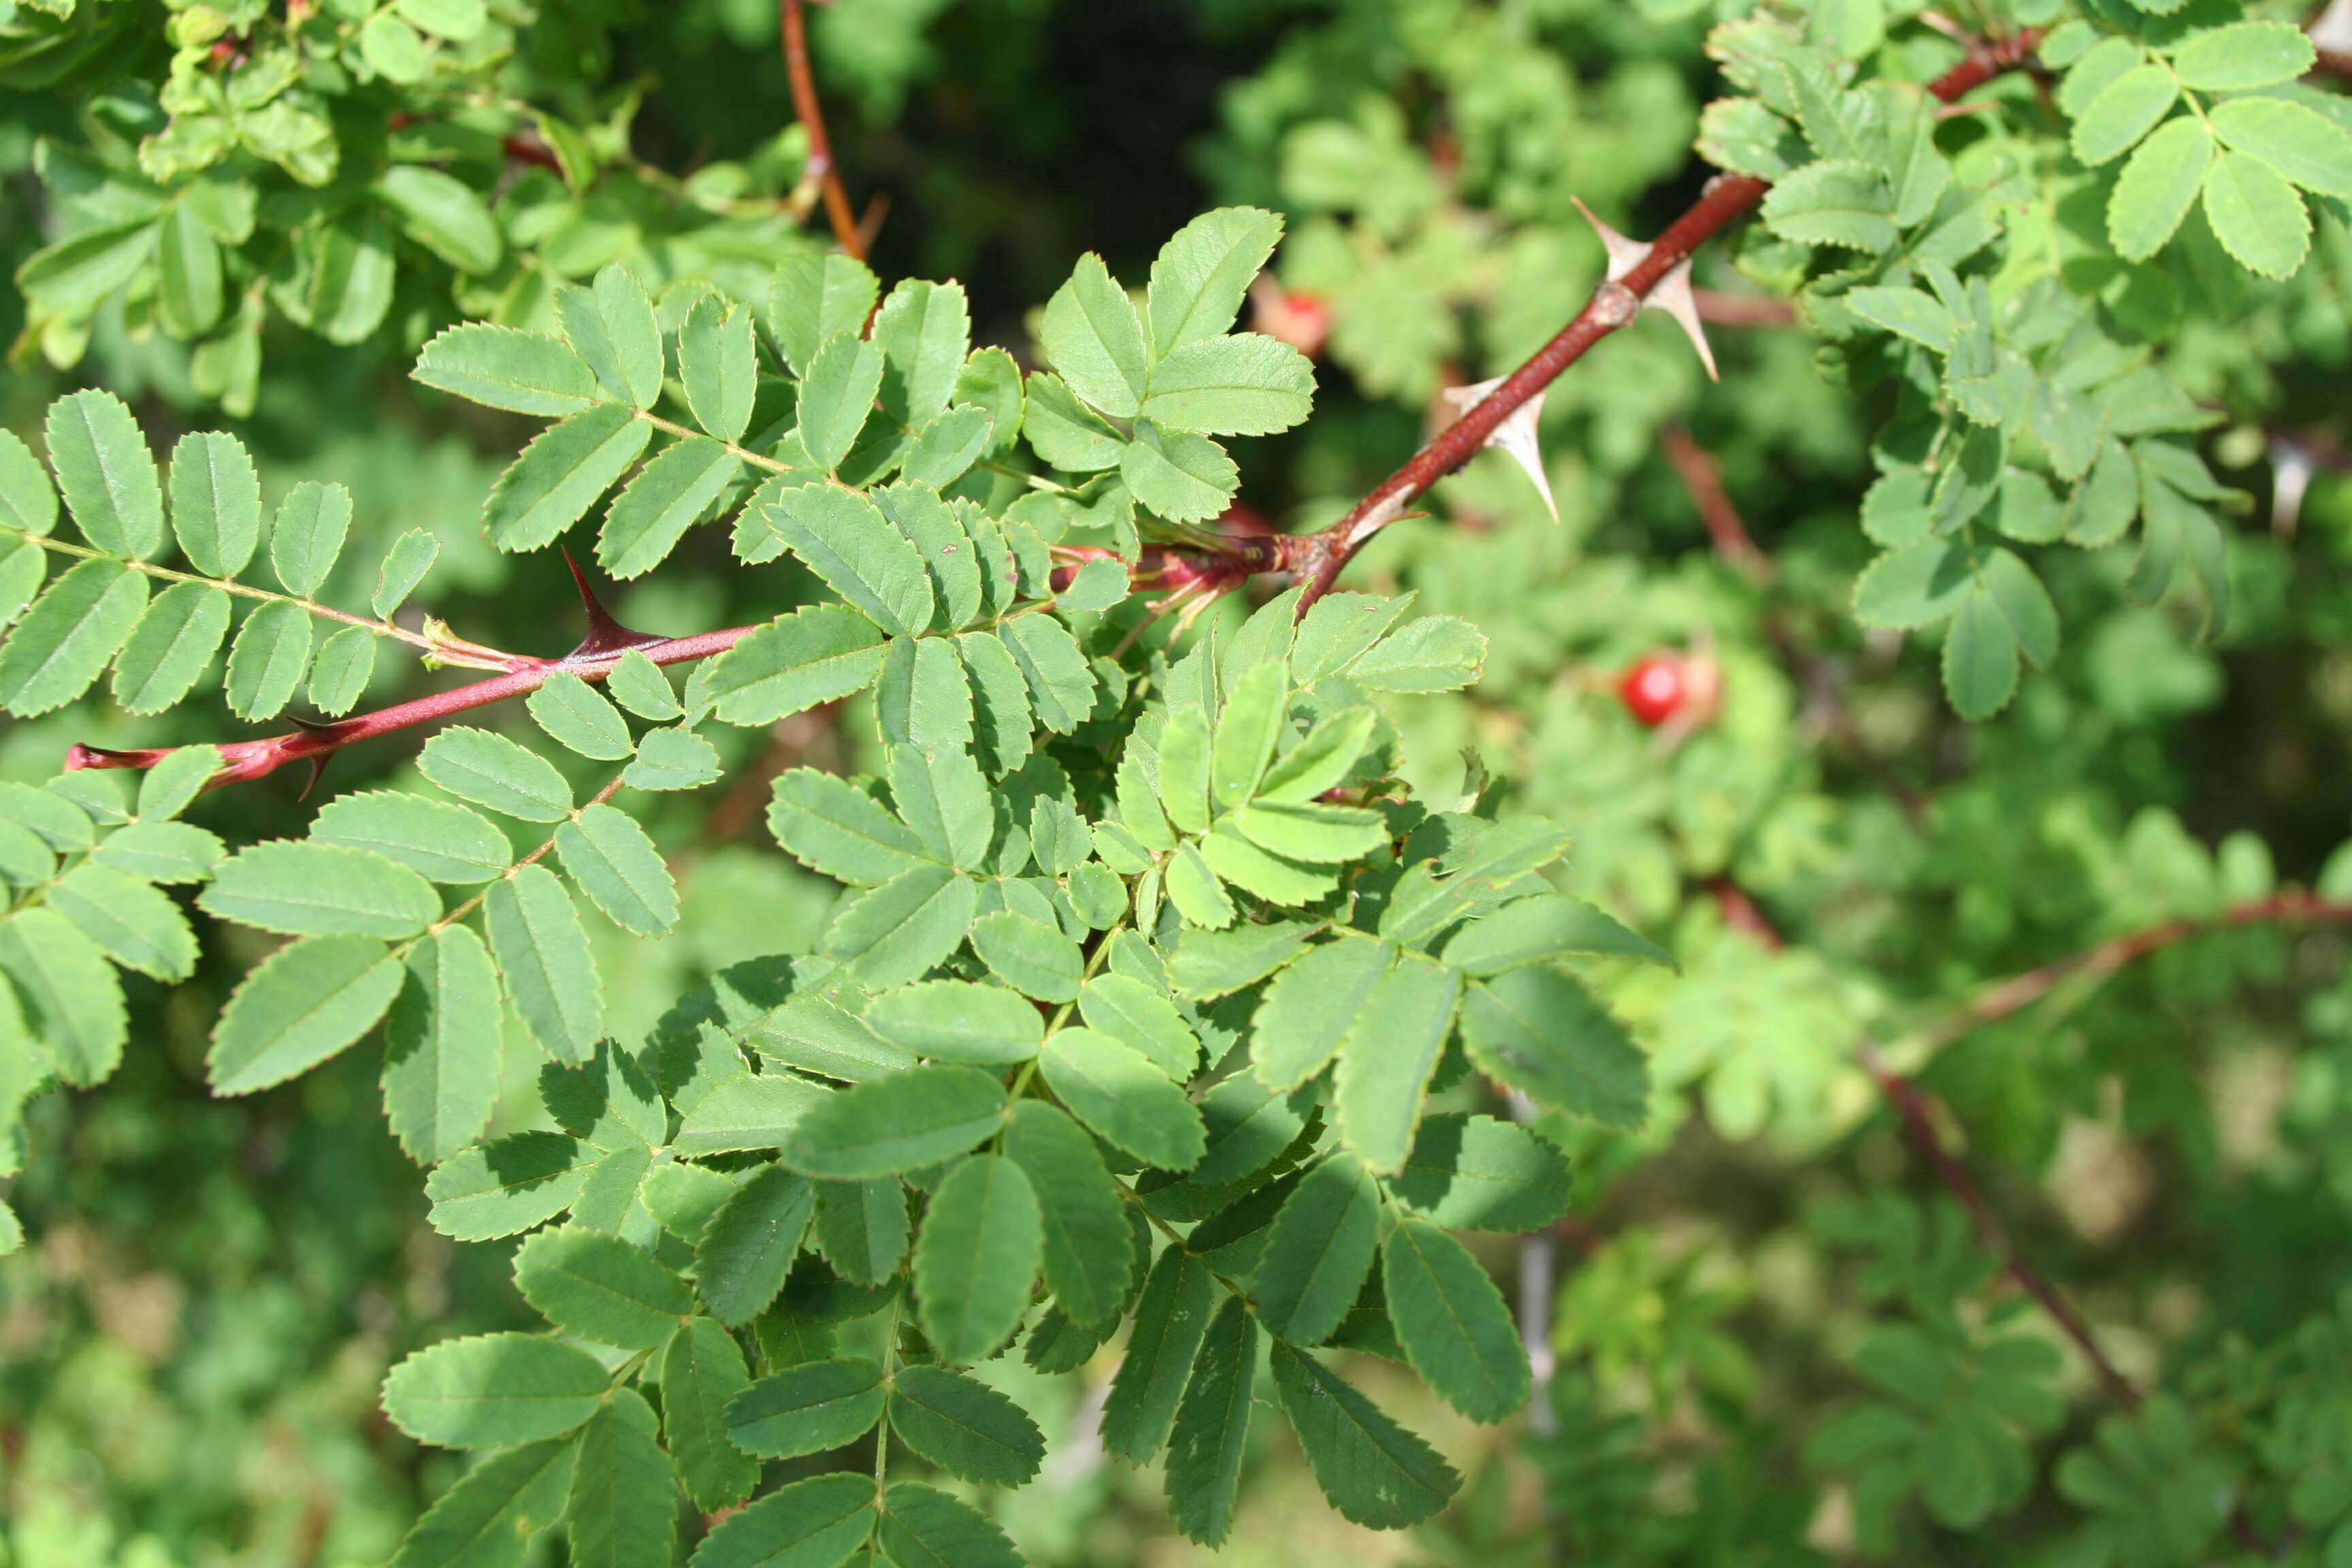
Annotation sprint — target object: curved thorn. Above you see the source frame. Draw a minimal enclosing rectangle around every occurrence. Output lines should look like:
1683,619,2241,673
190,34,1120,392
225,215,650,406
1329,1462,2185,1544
562,548,666,661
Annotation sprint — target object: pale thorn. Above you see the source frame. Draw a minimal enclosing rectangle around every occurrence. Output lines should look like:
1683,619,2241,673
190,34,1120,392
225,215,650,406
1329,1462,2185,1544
2270,438,2315,541
1439,375,1558,524
1572,196,1720,382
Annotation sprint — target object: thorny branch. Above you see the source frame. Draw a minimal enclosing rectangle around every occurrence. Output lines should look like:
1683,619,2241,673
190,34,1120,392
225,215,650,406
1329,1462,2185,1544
61,24,2044,791
1271,29,2045,617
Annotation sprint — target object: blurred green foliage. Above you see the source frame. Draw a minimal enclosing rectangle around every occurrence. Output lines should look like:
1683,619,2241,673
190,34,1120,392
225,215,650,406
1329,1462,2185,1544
5,0,2352,1563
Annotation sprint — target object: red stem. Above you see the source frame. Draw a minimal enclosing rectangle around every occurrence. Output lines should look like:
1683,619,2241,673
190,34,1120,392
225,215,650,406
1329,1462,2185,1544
1284,28,2041,615
68,623,763,789
781,0,863,260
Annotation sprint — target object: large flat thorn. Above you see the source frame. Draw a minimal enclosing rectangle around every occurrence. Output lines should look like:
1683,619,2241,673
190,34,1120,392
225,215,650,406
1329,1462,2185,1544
1441,375,1558,524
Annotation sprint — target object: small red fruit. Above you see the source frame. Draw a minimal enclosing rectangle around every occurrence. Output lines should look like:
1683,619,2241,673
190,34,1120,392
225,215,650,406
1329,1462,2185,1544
1618,655,1688,726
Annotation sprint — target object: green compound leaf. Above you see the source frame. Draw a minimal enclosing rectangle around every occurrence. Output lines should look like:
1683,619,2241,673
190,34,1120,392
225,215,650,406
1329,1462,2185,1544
874,278,972,430
0,908,125,1085
1121,421,1239,523
862,979,1042,1064
1331,951,1461,1175
381,1332,609,1448
757,483,934,638
1077,973,1198,1079
889,1364,1046,1486
659,1315,759,1512
813,1177,909,1286
199,840,439,938
308,624,375,715
879,1482,1024,1568
565,1388,675,1568
387,1437,574,1568
1759,158,1896,250
1441,894,1674,975
2200,147,2313,280
1459,966,1648,1128
1252,1153,1379,1345
529,672,634,760
766,768,930,885
1101,1246,1218,1463
624,726,720,792
766,252,881,376
0,429,59,538
2208,97,2352,201
419,728,574,822
727,1356,886,1458
1269,1341,1460,1529
224,598,312,720
135,742,220,823
1168,919,1318,999
485,404,654,553
424,1130,589,1241
1141,333,1314,436
2069,64,2176,167
606,649,679,720
485,864,604,1064
383,925,505,1165
50,863,195,979
556,804,679,936
968,910,1083,1001
2108,113,2215,263
915,1152,1043,1365
0,559,147,717
598,435,741,580
312,791,512,883
512,1226,691,1349
1003,1098,1135,1328
207,934,404,1095
795,333,886,474
702,604,887,728
819,864,979,987
268,480,353,595
1390,1113,1574,1232
679,296,758,444
695,1164,816,1326
885,741,992,871
1042,250,1150,416
414,324,598,417
167,430,259,577
781,1062,1007,1179
558,264,664,409
692,1471,875,1568
1041,1026,1207,1170
1000,613,1096,733
1380,1214,1529,1422
1166,1295,1259,1547
2172,21,2313,92
47,389,163,560
110,581,230,714
1147,206,1284,356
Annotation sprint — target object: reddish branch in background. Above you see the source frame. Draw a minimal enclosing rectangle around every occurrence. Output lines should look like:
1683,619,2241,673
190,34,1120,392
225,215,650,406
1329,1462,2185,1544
780,0,862,259
1720,879,2352,1433
1659,425,1771,582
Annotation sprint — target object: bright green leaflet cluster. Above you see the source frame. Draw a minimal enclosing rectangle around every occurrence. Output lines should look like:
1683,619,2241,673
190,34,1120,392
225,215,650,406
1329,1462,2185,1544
0,212,1661,1560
